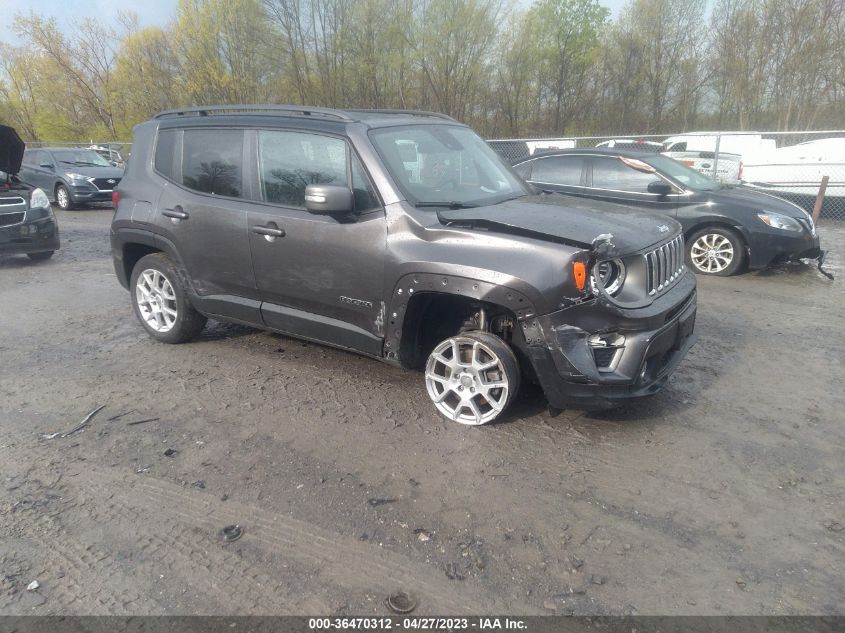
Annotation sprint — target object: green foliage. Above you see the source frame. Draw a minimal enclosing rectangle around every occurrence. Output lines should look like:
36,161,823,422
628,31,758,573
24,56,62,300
0,0,843,142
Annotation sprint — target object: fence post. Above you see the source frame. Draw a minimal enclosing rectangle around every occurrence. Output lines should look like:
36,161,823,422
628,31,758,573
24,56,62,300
712,133,721,180
811,176,829,223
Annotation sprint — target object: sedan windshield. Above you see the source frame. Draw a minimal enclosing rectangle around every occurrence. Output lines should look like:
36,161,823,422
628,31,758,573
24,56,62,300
53,149,112,167
646,154,720,191
369,124,529,207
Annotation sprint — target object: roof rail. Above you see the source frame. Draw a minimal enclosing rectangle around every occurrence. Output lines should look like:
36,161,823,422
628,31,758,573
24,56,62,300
345,109,456,122
154,104,355,121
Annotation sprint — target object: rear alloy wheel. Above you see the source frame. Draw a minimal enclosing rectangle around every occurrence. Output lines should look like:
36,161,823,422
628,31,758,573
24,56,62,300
686,227,744,276
55,184,72,210
424,331,520,425
130,253,207,343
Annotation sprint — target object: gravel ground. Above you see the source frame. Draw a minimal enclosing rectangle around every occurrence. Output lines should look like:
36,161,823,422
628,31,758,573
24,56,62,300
1,208,843,616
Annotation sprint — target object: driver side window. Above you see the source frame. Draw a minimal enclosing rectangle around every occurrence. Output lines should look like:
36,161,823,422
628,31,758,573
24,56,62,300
257,130,380,213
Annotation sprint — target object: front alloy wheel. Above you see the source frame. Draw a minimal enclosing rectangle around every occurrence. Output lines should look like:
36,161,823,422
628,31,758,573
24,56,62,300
686,227,744,276
424,331,520,425
56,184,72,210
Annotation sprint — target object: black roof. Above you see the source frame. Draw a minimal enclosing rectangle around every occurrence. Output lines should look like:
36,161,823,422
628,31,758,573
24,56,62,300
152,105,459,130
513,147,662,164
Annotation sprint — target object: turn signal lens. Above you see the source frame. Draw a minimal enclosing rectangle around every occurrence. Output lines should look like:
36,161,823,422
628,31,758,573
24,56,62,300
112,190,119,209
573,261,587,291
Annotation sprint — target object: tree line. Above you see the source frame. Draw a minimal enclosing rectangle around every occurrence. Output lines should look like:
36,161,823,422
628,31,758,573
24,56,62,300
1,0,843,142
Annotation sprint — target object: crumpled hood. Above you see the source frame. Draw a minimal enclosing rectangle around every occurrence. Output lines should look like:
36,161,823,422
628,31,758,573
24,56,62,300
0,125,25,175
708,185,808,218
438,194,680,254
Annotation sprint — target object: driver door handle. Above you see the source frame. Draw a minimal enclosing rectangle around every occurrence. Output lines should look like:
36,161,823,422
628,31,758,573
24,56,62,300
252,225,285,237
162,206,189,220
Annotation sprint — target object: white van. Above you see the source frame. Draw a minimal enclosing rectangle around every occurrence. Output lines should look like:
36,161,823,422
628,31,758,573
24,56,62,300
662,132,776,183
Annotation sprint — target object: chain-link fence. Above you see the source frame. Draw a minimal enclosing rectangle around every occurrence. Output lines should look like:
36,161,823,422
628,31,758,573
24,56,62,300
488,131,845,222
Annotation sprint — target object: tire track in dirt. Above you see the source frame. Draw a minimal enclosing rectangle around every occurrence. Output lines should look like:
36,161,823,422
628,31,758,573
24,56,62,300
46,462,528,614
73,486,326,614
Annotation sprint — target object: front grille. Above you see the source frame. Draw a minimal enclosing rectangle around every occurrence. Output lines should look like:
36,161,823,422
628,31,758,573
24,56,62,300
0,212,26,227
0,196,26,206
92,178,120,191
645,234,684,296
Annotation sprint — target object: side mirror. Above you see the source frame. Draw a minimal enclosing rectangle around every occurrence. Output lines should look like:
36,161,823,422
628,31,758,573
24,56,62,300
40,163,54,170
648,181,673,196
304,184,354,216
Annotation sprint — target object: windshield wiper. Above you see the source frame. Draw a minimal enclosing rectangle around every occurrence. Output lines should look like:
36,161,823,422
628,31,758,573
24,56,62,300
74,161,102,166
415,201,478,209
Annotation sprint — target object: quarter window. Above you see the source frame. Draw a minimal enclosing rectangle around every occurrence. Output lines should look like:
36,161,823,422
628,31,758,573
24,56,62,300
531,156,585,186
351,154,380,212
154,129,178,180
181,129,244,198
591,157,662,193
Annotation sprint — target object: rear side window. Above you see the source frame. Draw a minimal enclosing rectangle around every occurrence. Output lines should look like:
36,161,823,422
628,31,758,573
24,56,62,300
531,156,585,185
592,156,661,193
257,130,379,212
181,129,244,198
154,129,177,180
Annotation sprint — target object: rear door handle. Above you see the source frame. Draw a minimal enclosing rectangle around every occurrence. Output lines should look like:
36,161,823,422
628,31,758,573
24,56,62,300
252,225,285,237
162,206,189,220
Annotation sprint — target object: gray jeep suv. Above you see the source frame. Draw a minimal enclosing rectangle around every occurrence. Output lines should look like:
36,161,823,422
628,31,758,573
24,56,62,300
111,106,697,424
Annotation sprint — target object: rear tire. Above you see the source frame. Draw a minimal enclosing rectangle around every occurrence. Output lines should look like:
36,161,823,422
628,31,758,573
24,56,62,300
686,227,745,276
424,331,520,425
27,251,54,261
130,253,206,343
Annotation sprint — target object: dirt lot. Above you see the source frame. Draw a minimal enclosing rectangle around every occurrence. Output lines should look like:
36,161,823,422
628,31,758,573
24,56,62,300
1,207,844,616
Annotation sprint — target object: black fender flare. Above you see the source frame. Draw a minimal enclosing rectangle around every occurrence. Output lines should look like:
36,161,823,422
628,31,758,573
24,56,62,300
384,272,538,359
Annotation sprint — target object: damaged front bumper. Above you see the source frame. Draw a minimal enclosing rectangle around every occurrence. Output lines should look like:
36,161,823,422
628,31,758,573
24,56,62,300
519,271,697,409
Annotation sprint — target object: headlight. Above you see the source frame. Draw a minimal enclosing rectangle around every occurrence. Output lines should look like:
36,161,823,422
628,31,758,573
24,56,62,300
590,258,626,296
67,173,91,182
30,188,51,209
757,212,802,232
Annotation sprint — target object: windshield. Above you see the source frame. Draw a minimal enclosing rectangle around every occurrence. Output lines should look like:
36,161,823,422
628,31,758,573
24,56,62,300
646,154,720,191
369,124,529,206
53,149,112,167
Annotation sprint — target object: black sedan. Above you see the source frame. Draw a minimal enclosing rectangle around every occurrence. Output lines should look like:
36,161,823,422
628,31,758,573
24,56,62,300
513,148,822,276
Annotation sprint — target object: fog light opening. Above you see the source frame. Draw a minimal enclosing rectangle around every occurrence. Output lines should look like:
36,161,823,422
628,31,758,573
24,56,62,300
588,332,626,372
587,332,626,348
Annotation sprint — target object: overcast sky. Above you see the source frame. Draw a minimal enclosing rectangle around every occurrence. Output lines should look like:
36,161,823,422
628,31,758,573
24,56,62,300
1,0,632,45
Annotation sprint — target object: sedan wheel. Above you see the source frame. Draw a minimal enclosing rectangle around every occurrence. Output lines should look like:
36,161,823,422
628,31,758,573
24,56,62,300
686,227,744,276
424,331,520,425
56,185,71,210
